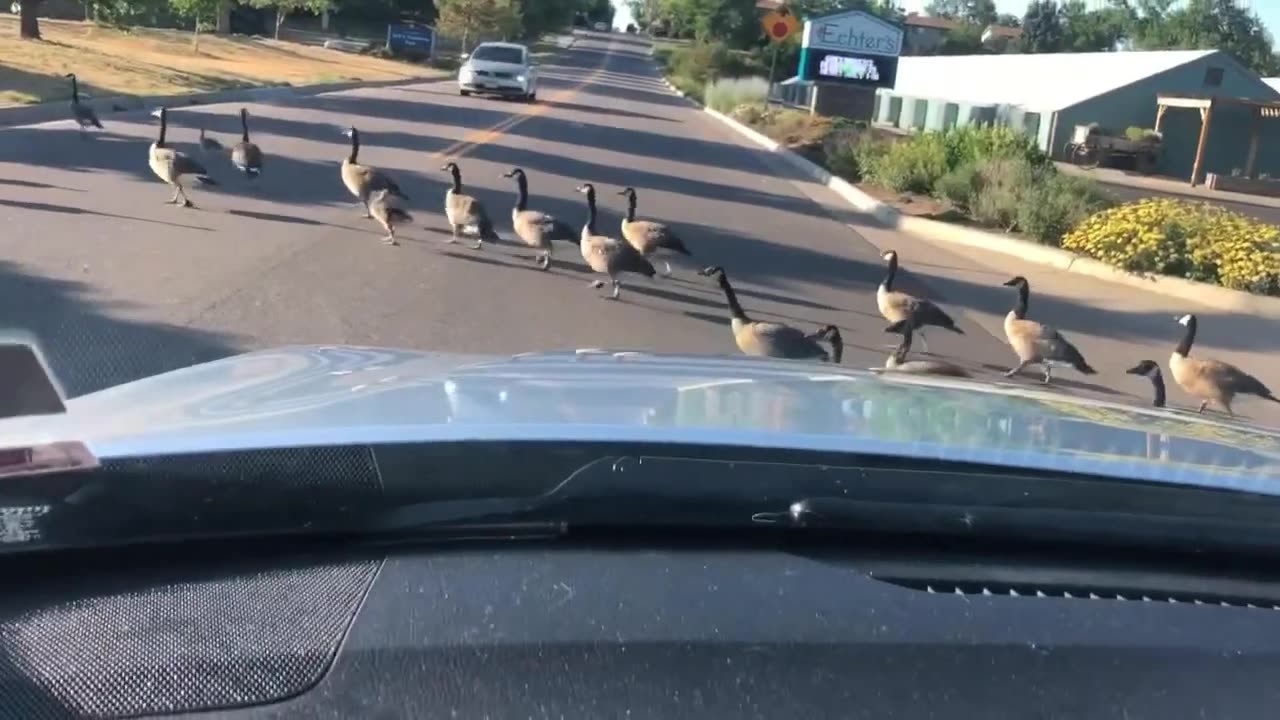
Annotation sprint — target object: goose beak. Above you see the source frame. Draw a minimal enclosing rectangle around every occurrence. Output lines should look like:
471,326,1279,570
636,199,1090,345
616,189,628,196
1125,364,1144,375
1001,278,1018,287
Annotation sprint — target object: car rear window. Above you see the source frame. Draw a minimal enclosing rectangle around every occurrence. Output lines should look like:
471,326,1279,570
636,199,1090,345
471,46,524,64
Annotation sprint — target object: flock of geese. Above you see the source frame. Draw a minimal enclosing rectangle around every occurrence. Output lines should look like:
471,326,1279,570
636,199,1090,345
67,73,1279,420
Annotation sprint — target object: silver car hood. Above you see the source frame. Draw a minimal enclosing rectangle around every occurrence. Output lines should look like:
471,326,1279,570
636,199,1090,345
2,345,1279,492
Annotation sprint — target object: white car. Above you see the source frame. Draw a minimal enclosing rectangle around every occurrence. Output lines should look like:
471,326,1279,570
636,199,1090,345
458,42,537,102
594,22,608,31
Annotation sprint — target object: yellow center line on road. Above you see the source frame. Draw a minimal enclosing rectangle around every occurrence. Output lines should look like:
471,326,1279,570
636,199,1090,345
432,44,612,161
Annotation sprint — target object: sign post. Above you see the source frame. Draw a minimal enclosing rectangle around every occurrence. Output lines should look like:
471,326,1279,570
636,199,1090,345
760,6,799,107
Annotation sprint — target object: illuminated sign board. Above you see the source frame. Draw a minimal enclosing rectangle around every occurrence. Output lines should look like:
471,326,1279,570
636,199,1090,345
804,49,898,88
798,9,902,88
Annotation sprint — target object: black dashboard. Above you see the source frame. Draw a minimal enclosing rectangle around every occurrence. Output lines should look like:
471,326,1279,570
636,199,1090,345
4,537,1280,720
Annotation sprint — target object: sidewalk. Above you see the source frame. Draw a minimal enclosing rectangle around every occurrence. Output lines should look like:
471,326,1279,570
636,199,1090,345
1059,163,1280,227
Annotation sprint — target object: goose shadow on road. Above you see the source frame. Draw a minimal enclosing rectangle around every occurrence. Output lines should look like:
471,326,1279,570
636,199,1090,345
0,260,242,397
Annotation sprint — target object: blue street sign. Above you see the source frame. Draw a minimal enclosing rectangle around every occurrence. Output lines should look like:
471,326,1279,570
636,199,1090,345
387,24,434,56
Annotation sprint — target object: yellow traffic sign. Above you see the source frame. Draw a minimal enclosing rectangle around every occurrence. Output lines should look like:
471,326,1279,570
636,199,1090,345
761,9,799,43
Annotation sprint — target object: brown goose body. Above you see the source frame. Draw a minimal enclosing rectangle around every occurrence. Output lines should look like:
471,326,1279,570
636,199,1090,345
65,74,103,133
368,189,413,245
1000,276,1095,383
617,187,691,276
148,107,217,207
875,250,963,353
1169,314,1278,416
882,321,970,377
699,266,842,363
442,162,499,250
503,168,575,269
341,127,406,217
230,108,263,179
576,184,655,299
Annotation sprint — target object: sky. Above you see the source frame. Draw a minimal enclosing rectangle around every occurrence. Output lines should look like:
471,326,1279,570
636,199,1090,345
609,1,1280,52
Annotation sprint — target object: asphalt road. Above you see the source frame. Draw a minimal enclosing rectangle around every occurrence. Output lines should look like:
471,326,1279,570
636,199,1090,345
1,31,1278,427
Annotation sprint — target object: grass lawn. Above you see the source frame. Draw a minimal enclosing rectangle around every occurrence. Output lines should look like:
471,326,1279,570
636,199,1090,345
0,16,437,107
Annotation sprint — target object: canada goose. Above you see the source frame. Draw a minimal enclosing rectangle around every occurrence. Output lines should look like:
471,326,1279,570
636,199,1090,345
617,187,692,277
64,73,102,136
1169,314,1278,416
1126,360,1167,409
576,183,656,299
882,320,970,377
341,127,407,218
368,189,413,246
876,250,962,353
230,108,263,179
698,265,843,363
502,167,575,269
1001,276,1095,383
442,161,500,250
198,127,224,154
148,107,217,208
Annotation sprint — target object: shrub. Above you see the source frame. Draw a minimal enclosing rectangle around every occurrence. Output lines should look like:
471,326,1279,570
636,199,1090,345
862,132,948,193
1062,198,1280,295
942,125,1047,170
967,157,1034,231
933,160,980,211
704,76,768,112
1124,126,1161,143
1016,173,1114,244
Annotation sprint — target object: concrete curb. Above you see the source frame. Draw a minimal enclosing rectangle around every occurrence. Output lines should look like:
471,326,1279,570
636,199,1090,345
697,101,1280,318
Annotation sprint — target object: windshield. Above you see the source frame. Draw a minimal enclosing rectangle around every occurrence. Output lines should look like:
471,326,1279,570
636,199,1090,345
2,3,1279,547
470,45,524,64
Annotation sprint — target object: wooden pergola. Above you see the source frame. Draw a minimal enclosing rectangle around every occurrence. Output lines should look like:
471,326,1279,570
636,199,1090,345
1155,93,1280,186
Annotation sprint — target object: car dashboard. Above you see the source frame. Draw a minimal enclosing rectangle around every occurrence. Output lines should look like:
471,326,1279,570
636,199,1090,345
3,537,1279,720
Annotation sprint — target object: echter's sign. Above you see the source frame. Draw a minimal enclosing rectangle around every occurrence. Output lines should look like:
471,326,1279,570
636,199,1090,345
386,24,435,56
797,9,902,89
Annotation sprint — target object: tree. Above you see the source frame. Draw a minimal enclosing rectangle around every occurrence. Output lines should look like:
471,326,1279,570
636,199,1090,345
924,0,962,18
246,0,332,40
19,0,41,39
934,22,985,54
1020,0,1063,53
925,0,990,24
436,0,521,50
1060,0,1131,52
169,0,222,50
1132,0,1278,75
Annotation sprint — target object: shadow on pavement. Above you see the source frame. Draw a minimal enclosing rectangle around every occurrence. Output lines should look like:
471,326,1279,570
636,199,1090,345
0,178,84,192
0,198,215,232
0,260,242,397
530,97,673,123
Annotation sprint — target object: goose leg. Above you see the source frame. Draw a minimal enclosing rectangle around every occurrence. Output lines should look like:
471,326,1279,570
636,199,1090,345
446,225,459,244
166,186,181,204
382,227,398,245
473,237,483,251
1004,360,1029,378
661,260,673,277
538,253,550,270
1041,365,1053,384
918,330,930,354
178,185,194,208
361,200,372,219
611,279,621,300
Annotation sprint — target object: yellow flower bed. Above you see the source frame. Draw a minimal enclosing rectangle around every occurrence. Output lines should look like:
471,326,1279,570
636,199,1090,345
1061,198,1280,296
